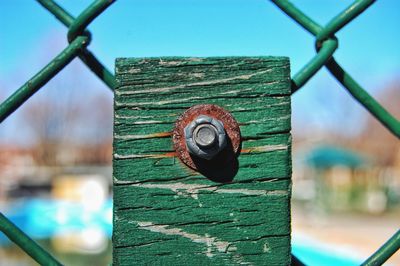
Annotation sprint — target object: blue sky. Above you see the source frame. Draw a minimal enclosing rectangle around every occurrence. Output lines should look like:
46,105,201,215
0,0,399,143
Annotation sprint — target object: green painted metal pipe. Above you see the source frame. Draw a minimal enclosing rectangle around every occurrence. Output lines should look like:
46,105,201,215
316,0,376,43
0,213,62,265
37,0,74,26
67,0,115,43
272,0,375,40
326,59,400,137
0,36,88,123
37,0,116,90
37,0,92,41
292,38,337,92
271,0,322,35
362,230,400,266
79,49,117,89
271,0,400,138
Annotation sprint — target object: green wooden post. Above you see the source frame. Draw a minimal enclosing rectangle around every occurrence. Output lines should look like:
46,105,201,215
113,57,291,265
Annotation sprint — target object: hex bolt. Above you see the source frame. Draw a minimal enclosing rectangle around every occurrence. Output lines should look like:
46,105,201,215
184,115,227,160
193,124,217,148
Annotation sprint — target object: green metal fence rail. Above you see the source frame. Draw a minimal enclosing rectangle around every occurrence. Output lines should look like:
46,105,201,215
0,0,399,265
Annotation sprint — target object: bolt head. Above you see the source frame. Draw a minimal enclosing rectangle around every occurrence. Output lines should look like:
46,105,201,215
193,124,217,148
184,115,227,160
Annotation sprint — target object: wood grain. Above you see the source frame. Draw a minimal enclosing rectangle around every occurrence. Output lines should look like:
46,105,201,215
113,57,292,265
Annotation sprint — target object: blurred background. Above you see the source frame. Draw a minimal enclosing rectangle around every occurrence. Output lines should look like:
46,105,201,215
0,0,399,265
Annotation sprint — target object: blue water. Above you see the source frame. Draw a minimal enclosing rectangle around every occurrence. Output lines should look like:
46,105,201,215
292,240,361,266
0,198,112,243
1,199,362,265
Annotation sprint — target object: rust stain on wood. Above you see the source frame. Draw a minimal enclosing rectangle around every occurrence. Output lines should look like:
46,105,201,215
113,57,292,265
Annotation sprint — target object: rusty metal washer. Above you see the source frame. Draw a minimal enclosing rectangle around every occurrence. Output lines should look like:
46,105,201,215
172,104,241,171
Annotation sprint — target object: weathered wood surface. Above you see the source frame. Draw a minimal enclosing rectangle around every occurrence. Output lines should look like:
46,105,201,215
113,57,292,265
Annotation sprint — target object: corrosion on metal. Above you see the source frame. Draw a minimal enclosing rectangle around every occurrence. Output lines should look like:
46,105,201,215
184,115,227,160
172,104,241,171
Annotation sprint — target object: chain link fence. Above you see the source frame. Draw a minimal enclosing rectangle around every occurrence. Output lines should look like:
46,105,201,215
0,0,399,265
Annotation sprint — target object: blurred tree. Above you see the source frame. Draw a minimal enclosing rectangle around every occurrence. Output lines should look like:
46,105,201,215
351,80,400,166
19,34,113,166
22,81,113,165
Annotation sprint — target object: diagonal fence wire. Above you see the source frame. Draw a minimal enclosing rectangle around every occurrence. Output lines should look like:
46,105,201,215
272,0,400,137
0,0,398,265
362,230,400,266
0,0,115,123
0,0,116,264
0,213,61,266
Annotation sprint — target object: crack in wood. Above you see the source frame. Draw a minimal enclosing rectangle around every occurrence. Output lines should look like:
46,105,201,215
114,132,171,140
113,144,288,160
135,221,246,262
125,182,288,200
241,144,288,154
116,70,273,96
113,57,292,265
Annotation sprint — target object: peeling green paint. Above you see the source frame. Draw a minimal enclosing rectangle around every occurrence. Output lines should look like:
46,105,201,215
113,57,292,265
